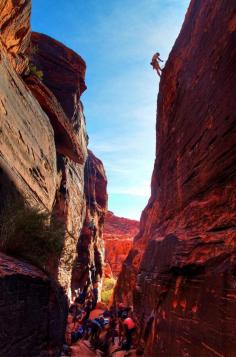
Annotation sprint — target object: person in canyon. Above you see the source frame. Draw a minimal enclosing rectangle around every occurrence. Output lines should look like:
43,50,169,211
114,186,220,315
90,316,105,347
88,218,97,238
92,281,99,309
107,314,117,344
150,52,164,76
75,285,87,305
121,311,136,351
82,298,93,321
69,297,82,327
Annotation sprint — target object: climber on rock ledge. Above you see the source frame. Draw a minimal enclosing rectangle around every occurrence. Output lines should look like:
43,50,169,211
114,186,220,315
150,52,164,76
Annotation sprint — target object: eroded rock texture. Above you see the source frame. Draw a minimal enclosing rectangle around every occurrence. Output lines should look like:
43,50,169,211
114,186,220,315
31,32,87,122
25,75,86,164
0,253,67,357
0,0,107,354
72,150,107,296
25,32,90,296
104,211,139,277
0,0,31,74
116,1,236,356
0,43,57,211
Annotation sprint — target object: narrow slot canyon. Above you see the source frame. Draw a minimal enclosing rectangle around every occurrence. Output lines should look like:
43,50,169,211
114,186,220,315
0,0,236,357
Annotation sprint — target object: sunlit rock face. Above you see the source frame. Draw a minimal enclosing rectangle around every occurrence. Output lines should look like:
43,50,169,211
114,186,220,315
72,150,108,297
0,3,67,353
31,32,87,121
25,33,89,296
25,75,87,164
0,0,107,353
103,211,139,277
115,0,236,355
0,43,57,211
0,0,31,74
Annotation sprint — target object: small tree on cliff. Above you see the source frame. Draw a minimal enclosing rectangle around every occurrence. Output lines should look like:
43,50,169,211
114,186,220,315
0,197,64,271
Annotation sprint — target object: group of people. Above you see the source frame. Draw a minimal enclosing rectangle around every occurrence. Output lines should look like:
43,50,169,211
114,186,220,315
62,289,139,356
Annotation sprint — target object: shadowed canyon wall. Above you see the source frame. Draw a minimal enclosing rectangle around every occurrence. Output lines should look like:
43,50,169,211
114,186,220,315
115,0,236,356
72,150,108,296
0,253,67,357
103,211,139,277
0,0,107,355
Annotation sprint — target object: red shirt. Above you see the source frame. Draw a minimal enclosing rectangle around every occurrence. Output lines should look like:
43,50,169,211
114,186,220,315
124,317,136,330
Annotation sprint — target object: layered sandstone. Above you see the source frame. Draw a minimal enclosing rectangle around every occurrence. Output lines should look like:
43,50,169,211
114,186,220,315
0,42,57,211
25,33,89,296
31,32,87,120
116,1,236,356
25,75,86,163
0,0,31,74
103,211,139,277
0,0,107,355
0,253,67,357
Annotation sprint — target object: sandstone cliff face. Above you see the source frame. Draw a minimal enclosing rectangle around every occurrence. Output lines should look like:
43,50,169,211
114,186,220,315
116,1,236,356
103,211,139,277
25,32,89,296
31,32,87,121
0,4,68,354
0,0,31,74
72,150,107,296
0,0,107,354
0,44,57,211
0,253,67,357
25,75,86,164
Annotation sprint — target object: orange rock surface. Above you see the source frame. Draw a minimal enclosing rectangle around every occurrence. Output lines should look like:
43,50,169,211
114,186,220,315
104,211,139,276
0,0,31,74
0,40,57,211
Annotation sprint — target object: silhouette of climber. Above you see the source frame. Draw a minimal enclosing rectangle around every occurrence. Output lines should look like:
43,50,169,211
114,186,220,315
150,52,164,76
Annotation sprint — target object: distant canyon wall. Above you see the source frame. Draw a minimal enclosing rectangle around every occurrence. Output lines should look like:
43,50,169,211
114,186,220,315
103,211,139,277
115,0,236,356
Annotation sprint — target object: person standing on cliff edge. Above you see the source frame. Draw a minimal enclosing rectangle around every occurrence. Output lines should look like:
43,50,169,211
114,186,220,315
150,52,164,76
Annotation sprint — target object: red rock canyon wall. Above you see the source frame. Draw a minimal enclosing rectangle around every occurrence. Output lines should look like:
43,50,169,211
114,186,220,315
0,0,107,355
103,211,139,277
72,150,108,296
115,1,236,356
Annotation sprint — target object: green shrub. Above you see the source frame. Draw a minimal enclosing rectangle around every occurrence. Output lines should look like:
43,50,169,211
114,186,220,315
29,64,44,80
101,277,116,305
0,198,65,271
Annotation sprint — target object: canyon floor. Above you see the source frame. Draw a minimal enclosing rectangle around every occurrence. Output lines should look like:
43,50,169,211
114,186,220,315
68,308,138,357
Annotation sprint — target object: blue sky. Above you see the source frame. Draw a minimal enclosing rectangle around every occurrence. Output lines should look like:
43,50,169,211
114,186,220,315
32,0,189,220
